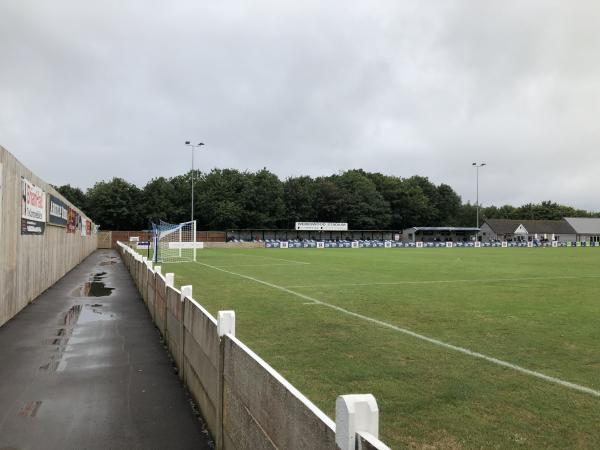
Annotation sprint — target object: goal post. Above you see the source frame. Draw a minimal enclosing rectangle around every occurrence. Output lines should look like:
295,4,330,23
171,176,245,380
152,220,202,263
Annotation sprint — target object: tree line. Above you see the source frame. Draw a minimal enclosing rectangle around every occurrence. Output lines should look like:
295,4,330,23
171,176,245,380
55,168,599,231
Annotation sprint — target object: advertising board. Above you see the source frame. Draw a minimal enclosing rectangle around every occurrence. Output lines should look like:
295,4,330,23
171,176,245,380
21,177,45,235
48,194,68,227
295,222,348,231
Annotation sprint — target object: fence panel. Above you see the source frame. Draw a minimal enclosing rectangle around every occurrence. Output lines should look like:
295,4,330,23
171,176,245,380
183,297,220,438
146,268,156,322
221,335,337,450
155,274,167,335
165,285,183,369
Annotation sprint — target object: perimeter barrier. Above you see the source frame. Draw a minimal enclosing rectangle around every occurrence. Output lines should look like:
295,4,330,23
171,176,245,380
117,241,391,450
0,145,97,327
264,240,598,249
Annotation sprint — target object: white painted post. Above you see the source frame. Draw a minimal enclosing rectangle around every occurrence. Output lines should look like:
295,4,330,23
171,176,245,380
154,266,161,275
180,285,192,302
147,261,153,270
216,309,236,450
165,273,174,287
217,311,235,337
335,394,379,450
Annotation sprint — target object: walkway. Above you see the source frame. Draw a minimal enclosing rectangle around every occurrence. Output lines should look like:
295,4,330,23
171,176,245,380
0,250,211,450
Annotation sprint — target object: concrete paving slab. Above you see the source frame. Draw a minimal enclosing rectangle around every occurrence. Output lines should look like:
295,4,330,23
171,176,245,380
0,249,212,450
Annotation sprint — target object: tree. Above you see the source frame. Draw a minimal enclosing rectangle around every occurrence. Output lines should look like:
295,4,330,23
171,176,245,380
141,177,181,225
314,177,345,222
197,169,248,229
55,184,87,212
54,169,600,231
333,170,391,229
85,178,143,230
434,184,462,225
241,169,285,228
283,176,317,228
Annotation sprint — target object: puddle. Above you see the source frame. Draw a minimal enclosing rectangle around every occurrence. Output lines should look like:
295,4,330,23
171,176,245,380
78,306,113,324
40,304,115,372
99,256,120,266
71,273,114,297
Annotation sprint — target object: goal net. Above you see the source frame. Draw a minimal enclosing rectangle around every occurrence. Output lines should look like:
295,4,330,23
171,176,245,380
152,220,201,263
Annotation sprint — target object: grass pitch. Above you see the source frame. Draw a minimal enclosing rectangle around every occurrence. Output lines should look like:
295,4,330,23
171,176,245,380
158,248,600,449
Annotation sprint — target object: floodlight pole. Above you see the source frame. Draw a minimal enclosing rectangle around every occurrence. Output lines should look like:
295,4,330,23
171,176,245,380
185,141,205,222
472,162,486,229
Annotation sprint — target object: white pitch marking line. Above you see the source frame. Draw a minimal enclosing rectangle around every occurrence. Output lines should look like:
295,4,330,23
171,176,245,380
213,263,310,268
195,261,600,398
284,275,600,289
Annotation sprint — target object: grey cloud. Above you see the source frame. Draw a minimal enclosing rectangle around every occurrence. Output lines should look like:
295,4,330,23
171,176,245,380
1,0,599,210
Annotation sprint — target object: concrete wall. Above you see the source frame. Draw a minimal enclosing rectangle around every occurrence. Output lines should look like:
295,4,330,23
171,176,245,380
0,145,97,327
222,335,337,450
117,243,391,450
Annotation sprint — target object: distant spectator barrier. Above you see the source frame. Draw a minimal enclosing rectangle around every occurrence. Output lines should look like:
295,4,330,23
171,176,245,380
0,145,97,327
117,242,391,450
263,239,598,249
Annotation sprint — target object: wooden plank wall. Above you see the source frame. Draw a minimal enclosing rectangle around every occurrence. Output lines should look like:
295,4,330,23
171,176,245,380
0,145,98,327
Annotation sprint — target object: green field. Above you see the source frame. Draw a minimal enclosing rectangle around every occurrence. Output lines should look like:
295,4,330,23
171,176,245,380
159,248,600,449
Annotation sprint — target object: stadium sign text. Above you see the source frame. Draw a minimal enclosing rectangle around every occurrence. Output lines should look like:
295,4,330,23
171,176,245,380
21,177,46,235
48,195,68,227
295,222,348,231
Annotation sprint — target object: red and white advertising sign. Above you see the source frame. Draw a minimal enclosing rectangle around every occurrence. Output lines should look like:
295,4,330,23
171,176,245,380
21,177,46,235
21,178,46,222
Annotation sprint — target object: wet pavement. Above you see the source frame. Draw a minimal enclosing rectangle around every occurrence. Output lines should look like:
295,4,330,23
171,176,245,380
0,250,212,450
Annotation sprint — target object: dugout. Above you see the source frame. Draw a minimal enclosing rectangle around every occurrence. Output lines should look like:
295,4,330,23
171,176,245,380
402,226,480,243
226,229,402,242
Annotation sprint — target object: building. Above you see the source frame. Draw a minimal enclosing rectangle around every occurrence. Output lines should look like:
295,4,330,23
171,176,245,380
480,219,577,242
402,227,480,243
563,218,600,243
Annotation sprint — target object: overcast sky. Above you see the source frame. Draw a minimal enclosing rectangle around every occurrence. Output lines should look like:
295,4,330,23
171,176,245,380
1,1,599,210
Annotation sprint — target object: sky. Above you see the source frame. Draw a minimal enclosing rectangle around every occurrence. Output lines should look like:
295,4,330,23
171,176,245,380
1,1,599,210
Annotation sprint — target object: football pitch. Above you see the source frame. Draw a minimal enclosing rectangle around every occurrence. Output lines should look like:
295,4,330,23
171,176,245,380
159,247,600,449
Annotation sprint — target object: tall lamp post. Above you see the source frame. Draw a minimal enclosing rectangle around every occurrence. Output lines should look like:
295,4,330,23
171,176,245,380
185,141,204,222
472,162,486,229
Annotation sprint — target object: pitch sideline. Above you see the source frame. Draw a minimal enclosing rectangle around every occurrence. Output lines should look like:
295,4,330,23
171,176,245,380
194,260,600,398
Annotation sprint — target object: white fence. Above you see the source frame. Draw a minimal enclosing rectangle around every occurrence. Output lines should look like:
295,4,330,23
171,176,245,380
117,242,391,450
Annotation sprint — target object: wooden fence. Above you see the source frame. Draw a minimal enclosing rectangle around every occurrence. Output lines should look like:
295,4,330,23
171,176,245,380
0,145,97,327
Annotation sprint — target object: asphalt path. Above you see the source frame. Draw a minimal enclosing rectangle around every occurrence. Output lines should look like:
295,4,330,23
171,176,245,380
0,249,212,450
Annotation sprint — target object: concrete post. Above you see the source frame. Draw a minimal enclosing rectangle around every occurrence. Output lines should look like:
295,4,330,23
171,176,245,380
180,285,192,302
335,394,379,450
217,310,236,450
154,266,161,275
217,311,235,337
179,285,192,383
165,273,174,287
